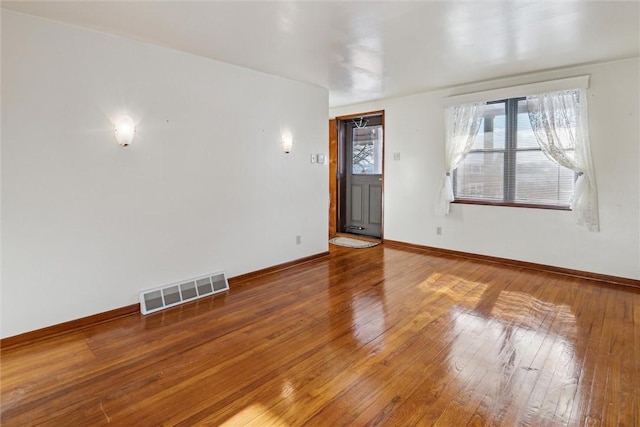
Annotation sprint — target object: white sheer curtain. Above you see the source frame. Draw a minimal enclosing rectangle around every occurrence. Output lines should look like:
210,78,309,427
436,101,486,215
527,88,599,231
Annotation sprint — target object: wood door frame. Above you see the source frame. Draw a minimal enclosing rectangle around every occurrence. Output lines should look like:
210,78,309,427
329,119,338,236
330,110,385,240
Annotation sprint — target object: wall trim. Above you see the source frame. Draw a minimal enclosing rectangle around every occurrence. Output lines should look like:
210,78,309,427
0,304,141,350
10,244,633,348
0,251,331,350
384,239,640,289
228,251,330,286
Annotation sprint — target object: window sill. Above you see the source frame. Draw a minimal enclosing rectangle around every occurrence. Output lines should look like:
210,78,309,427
452,199,571,211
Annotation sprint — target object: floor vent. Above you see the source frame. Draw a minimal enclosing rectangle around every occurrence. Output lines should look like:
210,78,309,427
139,272,229,315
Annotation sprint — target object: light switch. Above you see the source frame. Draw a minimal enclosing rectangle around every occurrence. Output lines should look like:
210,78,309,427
310,154,317,163
317,154,326,164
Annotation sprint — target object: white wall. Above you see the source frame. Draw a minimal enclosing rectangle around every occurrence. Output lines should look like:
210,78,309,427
331,58,640,280
1,11,329,338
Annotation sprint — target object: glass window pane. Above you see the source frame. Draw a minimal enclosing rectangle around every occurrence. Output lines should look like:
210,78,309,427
352,125,383,174
471,102,506,150
515,150,574,206
517,100,539,149
455,152,504,200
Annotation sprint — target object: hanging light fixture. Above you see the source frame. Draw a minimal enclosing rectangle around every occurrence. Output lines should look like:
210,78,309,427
352,117,368,128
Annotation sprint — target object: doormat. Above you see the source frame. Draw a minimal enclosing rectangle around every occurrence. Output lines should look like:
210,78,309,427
329,236,380,249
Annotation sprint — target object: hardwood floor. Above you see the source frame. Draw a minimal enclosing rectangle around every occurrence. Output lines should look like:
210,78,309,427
1,244,639,426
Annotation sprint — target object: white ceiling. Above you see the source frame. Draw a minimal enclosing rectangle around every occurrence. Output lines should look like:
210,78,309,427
3,1,639,108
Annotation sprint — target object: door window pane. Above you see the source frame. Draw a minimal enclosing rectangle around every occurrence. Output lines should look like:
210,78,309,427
352,125,383,174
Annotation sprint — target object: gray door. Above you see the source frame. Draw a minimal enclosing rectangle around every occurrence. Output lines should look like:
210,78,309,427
345,118,383,238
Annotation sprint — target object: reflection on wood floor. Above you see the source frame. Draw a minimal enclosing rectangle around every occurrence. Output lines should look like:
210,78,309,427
1,243,639,426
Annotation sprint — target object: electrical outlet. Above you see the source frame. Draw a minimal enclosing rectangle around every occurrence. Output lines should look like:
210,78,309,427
436,226,442,235
296,235,302,245
393,152,401,161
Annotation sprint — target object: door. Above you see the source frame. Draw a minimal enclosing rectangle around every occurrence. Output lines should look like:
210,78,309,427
345,115,383,238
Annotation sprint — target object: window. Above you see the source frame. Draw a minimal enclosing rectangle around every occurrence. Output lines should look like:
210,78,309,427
352,125,383,175
453,98,574,209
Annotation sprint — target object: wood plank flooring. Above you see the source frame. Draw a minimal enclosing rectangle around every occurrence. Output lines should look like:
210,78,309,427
1,244,639,426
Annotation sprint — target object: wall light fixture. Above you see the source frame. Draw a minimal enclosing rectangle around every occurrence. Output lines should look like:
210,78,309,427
281,131,293,154
114,116,136,147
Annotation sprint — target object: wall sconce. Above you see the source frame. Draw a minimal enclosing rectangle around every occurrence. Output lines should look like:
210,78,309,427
281,131,293,154
114,116,136,147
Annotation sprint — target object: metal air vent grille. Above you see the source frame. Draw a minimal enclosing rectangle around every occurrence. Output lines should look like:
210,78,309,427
139,272,229,315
